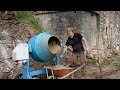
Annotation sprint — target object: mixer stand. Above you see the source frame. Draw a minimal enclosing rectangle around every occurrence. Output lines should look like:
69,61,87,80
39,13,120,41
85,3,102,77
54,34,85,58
13,55,60,79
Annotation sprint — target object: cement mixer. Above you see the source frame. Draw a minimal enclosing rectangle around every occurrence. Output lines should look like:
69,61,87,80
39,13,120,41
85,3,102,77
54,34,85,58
28,32,61,62
12,32,68,79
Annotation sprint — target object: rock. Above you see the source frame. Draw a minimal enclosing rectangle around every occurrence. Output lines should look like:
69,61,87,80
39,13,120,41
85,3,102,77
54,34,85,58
2,72,11,79
28,29,36,36
2,67,11,72
14,69,22,74
32,77,39,79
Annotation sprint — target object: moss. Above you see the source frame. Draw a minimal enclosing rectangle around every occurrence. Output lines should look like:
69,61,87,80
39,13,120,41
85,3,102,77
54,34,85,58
14,11,43,33
101,59,111,65
112,49,120,56
107,44,113,49
87,58,97,65
114,63,120,70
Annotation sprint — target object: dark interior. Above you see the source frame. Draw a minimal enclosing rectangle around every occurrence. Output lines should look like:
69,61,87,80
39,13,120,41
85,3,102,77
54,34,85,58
48,36,61,55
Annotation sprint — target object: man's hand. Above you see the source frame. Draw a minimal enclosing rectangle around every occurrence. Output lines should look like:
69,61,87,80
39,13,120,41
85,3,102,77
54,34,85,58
86,49,94,59
85,47,89,53
59,55,63,59
67,46,73,52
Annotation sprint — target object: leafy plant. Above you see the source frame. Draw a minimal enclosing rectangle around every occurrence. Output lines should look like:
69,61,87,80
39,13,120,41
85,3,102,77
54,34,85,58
101,59,111,65
107,44,112,49
14,11,43,33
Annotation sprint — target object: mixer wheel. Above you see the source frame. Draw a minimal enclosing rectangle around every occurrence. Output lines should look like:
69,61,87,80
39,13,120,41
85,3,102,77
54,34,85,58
13,74,23,79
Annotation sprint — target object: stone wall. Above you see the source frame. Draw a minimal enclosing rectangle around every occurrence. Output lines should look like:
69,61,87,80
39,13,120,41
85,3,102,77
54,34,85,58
0,12,36,78
36,11,120,50
36,11,97,50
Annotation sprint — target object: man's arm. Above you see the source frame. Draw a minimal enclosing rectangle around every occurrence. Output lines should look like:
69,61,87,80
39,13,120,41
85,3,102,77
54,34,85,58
82,37,89,52
61,39,71,57
82,37,94,59
67,46,73,52
61,47,67,56
61,46,73,57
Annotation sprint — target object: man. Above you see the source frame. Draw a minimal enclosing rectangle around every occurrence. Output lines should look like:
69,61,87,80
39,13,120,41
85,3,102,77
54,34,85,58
60,27,89,67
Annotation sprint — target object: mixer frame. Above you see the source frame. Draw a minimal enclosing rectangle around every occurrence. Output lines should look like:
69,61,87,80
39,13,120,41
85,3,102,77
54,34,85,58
18,43,67,79
18,55,60,79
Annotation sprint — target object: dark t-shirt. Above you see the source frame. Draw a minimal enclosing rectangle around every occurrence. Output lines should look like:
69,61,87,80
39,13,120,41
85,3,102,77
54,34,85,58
66,33,84,53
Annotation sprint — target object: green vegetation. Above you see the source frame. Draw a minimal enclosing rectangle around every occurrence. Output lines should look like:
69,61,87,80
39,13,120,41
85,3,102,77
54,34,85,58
14,11,43,33
101,59,111,65
107,44,113,49
114,63,120,70
112,49,120,56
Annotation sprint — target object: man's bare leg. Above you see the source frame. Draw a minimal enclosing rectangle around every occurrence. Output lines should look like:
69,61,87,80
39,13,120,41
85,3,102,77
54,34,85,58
79,51,85,65
72,53,78,64
69,53,78,67
79,51,86,75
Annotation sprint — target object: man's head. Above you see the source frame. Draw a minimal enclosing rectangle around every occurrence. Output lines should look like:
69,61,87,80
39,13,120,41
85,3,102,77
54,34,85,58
67,27,74,38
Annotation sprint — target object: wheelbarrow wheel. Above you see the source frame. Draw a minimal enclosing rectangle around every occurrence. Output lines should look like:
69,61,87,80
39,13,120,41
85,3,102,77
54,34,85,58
13,74,23,79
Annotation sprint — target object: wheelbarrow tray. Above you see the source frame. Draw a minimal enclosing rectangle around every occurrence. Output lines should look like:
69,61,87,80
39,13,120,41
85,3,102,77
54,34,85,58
44,65,75,77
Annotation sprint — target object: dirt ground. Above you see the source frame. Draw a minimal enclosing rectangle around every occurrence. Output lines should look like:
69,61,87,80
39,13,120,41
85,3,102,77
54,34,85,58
59,50,120,79
19,49,120,79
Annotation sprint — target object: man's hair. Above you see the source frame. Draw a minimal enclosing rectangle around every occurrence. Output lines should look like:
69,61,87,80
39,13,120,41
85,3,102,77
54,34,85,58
67,27,74,32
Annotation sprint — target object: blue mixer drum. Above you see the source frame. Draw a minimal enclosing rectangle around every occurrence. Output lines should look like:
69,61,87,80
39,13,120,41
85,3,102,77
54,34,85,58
28,32,61,62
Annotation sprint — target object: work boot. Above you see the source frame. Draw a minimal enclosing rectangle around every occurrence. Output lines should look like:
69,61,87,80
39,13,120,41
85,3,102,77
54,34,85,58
69,62,76,68
69,62,81,68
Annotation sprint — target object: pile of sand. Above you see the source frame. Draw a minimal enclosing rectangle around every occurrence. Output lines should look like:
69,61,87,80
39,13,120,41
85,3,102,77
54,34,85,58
44,65,73,70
